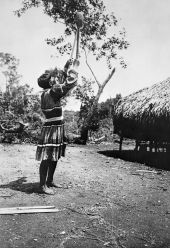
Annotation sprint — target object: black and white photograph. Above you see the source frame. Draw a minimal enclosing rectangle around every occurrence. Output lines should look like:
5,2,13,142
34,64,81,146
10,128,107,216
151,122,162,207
0,0,170,247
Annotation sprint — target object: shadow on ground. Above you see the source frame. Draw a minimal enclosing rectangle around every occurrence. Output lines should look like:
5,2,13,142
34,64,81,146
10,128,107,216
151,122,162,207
0,177,41,194
98,149,170,171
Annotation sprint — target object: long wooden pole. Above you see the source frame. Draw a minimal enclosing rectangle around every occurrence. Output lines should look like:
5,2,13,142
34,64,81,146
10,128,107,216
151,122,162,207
76,27,80,60
70,31,77,60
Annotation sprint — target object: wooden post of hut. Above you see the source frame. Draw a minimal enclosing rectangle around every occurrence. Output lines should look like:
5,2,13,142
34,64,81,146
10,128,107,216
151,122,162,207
119,131,123,152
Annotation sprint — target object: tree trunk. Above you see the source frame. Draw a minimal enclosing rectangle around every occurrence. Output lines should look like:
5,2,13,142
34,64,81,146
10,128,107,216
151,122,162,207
78,63,116,145
80,127,88,144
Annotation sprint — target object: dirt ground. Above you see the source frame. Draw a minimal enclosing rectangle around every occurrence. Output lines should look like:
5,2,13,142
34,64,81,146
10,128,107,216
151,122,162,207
0,141,170,248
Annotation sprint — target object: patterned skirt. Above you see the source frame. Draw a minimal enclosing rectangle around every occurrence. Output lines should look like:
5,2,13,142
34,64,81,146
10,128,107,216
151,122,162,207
36,121,67,161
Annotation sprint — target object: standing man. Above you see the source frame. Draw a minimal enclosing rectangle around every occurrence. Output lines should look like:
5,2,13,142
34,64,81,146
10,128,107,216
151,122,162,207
36,59,79,194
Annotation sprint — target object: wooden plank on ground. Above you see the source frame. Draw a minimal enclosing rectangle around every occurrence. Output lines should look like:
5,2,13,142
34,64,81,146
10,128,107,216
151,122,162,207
0,206,60,215
136,170,160,174
0,205,55,211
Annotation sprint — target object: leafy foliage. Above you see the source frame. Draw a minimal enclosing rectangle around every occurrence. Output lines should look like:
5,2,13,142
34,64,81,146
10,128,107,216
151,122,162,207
0,52,42,143
98,93,122,118
73,76,122,133
15,0,129,68
0,52,21,91
72,77,98,131
63,95,123,143
64,110,80,142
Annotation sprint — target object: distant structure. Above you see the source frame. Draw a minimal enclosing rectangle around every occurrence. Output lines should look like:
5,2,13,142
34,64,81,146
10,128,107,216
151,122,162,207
113,77,170,152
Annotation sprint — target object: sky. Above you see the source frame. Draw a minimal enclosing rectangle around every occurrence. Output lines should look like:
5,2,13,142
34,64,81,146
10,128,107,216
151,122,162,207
0,0,170,110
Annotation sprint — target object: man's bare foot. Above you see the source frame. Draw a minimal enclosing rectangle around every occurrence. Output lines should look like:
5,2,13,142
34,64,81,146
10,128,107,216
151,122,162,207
40,185,55,195
46,182,62,188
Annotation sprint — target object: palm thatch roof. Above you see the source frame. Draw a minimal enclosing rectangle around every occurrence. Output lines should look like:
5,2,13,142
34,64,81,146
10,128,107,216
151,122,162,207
113,77,170,142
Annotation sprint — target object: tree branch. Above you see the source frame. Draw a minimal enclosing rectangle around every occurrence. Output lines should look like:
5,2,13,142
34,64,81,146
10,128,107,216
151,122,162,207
95,67,116,103
103,67,116,88
83,49,101,87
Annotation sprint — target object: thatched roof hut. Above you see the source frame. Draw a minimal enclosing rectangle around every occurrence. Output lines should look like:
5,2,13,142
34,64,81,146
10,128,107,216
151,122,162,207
113,77,170,142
